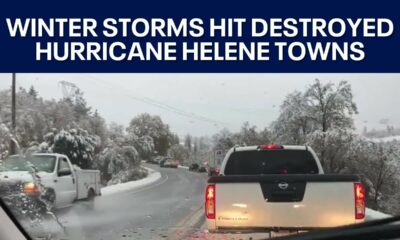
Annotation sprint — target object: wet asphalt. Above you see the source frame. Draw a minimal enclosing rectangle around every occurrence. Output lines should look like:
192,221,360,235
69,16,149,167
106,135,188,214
55,165,208,240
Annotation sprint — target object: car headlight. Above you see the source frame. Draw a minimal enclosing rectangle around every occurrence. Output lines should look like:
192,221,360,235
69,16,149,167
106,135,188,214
23,182,40,195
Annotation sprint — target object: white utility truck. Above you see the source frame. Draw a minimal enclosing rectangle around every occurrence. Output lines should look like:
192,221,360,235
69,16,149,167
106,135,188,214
205,144,365,232
0,153,101,209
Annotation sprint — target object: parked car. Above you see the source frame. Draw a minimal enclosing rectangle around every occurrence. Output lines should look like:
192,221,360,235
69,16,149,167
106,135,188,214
0,153,101,210
159,159,166,167
207,166,220,176
159,158,179,168
164,159,179,168
147,156,164,165
206,144,365,232
189,163,199,171
198,166,207,172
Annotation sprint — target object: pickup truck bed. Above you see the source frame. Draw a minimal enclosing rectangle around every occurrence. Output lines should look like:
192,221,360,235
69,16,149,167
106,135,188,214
205,145,366,232
75,169,101,200
208,174,361,231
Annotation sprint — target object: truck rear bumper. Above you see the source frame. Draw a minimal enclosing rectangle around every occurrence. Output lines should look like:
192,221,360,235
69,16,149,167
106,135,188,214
210,227,326,234
208,219,365,234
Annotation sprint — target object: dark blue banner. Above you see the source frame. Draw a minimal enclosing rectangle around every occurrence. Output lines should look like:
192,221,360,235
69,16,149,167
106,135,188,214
0,0,399,72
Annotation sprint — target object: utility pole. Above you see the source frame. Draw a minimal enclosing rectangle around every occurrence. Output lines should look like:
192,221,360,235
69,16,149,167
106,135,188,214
10,73,16,155
59,81,78,99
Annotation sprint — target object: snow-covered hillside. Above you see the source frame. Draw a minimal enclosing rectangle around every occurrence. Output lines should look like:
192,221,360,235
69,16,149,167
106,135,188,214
368,135,400,142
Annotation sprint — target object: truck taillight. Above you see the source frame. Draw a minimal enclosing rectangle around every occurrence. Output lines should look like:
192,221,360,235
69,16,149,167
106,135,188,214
354,183,365,219
205,184,215,219
259,144,283,150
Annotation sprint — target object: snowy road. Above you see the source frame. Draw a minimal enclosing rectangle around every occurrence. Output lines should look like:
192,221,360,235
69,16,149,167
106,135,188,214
55,164,207,240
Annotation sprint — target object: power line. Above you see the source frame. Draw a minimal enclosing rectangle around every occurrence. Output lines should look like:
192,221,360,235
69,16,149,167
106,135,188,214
82,75,228,127
58,81,79,99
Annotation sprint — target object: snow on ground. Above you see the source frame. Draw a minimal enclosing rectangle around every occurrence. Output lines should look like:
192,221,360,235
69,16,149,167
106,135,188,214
366,208,391,220
101,167,161,196
178,165,189,170
368,135,400,142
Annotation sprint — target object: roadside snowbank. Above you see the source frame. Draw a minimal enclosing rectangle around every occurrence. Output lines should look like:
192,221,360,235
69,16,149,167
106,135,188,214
366,208,391,220
101,167,161,196
178,165,189,170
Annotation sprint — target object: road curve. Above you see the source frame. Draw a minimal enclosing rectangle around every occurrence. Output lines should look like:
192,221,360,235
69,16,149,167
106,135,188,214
56,164,208,240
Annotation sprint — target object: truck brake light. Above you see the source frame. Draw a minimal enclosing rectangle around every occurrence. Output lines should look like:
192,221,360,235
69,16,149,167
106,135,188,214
205,184,216,219
259,144,283,150
354,183,365,219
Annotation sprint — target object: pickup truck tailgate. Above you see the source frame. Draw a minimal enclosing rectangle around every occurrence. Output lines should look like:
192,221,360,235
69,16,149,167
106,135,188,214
209,175,360,230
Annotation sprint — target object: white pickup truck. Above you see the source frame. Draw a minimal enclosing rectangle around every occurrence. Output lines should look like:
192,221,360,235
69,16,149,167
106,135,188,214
0,153,101,209
205,144,366,232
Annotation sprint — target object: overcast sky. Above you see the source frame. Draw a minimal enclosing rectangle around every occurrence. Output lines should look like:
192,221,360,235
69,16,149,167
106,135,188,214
0,73,399,137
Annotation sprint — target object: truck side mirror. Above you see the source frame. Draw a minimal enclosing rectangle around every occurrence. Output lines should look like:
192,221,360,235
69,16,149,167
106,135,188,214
58,168,72,177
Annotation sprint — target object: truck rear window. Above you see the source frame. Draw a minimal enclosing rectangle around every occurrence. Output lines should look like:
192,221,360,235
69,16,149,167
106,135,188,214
224,150,319,175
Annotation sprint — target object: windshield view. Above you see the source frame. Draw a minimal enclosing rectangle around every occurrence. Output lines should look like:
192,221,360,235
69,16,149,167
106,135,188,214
0,74,399,240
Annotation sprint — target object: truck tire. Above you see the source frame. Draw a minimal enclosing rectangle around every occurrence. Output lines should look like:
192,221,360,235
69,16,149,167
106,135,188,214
42,188,56,211
87,189,95,201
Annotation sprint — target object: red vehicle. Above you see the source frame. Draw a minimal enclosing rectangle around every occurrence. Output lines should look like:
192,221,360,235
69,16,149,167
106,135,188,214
208,166,220,176
163,159,179,168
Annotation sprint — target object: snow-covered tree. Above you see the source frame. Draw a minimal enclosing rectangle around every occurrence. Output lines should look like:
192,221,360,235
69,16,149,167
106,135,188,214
71,89,91,121
0,85,158,189
271,79,358,172
212,128,235,151
184,134,192,151
168,144,190,164
258,127,272,144
86,110,108,152
25,141,50,155
94,121,156,183
0,123,11,159
107,146,139,174
107,122,125,142
306,128,355,173
128,134,155,161
28,85,38,99
191,136,212,164
305,79,358,132
95,142,146,185
272,80,357,145
127,113,176,155
271,91,313,144
234,122,270,146
345,138,400,212
94,144,118,182
49,128,100,169
364,126,400,139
